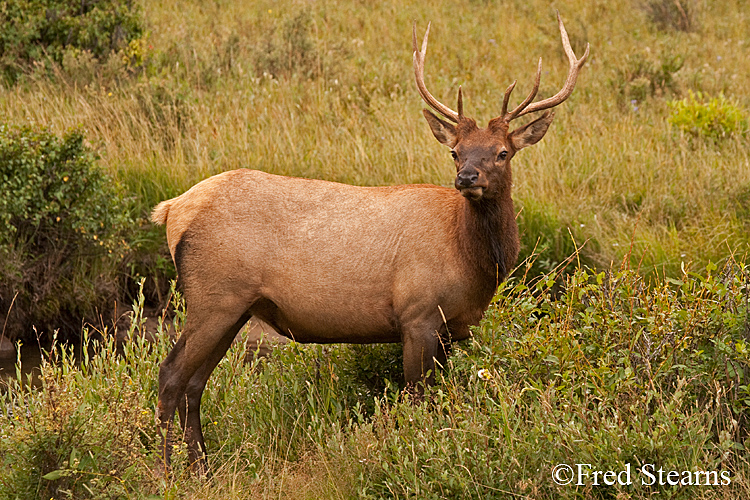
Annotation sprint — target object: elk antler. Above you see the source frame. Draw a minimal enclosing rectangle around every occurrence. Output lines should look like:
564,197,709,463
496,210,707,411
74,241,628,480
413,22,461,123
501,12,589,123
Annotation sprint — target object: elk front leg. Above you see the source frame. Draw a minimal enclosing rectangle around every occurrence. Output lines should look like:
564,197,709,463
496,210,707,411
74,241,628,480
401,320,443,396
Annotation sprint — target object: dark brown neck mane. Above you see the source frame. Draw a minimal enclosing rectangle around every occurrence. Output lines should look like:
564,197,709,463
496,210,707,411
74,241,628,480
460,187,519,291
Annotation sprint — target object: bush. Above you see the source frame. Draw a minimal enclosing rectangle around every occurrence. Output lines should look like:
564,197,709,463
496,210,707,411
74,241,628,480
254,10,343,80
0,329,160,499
351,263,750,498
0,0,144,85
0,124,133,341
668,91,749,142
612,50,684,104
643,0,695,32
2,264,750,498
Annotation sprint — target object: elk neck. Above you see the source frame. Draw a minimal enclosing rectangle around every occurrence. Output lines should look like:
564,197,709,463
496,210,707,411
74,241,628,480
456,168,519,289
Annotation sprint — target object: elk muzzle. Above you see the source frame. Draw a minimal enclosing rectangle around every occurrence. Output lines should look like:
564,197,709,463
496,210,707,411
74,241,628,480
455,167,486,200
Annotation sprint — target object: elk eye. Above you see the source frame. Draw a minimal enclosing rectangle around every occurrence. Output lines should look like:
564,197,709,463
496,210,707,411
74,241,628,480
450,150,458,161
497,150,508,161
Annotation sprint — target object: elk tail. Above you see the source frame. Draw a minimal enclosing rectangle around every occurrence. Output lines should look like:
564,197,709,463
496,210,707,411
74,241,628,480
151,201,171,225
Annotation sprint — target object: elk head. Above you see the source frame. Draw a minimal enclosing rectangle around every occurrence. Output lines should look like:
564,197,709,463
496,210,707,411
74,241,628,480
413,13,589,202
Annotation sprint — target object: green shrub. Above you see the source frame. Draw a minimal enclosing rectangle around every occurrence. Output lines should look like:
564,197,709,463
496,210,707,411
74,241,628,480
643,0,695,32
2,265,750,498
0,124,133,341
0,0,144,85
0,329,161,499
351,263,750,498
668,91,749,142
612,50,684,104
514,197,587,280
338,343,404,403
254,10,343,80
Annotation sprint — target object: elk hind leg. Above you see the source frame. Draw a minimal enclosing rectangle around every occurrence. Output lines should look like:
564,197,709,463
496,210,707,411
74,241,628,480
177,312,251,475
156,303,250,474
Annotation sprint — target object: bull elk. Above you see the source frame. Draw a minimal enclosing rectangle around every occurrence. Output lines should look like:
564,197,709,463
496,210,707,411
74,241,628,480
152,13,588,474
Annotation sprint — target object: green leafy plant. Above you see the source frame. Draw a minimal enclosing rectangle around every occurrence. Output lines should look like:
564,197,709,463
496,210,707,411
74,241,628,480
352,262,750,498
668,91,749,142
643,0,695,32
0,329,161,499
254,10,342,80
612,50,684,104
0,0,144,85
2,264,750,498
0,124,133,341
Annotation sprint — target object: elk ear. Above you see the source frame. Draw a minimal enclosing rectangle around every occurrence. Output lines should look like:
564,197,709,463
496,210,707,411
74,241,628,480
509,111,555,151
422,109,458,148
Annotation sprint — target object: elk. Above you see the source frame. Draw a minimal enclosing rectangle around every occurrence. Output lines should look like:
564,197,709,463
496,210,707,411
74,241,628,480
151,13,588,474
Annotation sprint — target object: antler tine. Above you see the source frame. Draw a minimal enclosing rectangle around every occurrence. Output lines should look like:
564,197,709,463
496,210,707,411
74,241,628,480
503,58,542,122
457,86,464,118
413,22,460,123
510,12,589,120
501,80,517,117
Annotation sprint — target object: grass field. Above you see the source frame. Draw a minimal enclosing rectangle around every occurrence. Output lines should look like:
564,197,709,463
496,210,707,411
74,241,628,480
1,0,750,498
2,0,749,275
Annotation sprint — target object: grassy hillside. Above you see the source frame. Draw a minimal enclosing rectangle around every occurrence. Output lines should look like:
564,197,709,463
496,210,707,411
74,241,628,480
1,0,750,498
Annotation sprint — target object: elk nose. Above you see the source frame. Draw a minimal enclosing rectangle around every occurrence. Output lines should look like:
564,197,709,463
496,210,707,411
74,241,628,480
455,170,479,189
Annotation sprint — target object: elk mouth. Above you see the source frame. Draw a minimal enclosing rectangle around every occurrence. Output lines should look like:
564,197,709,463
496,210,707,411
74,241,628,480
459,186,484,200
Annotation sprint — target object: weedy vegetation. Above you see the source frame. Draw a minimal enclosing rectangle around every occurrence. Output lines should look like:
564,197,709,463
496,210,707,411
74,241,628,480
668,91,749,142
1,0,749,497
0,125,134,338
3,264,750,498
